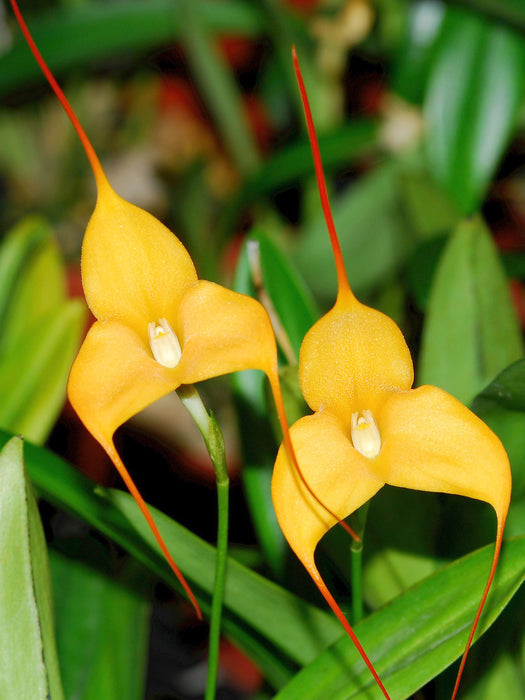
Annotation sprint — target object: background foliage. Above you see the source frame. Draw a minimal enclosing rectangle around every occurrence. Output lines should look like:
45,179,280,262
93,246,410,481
1,0,525,698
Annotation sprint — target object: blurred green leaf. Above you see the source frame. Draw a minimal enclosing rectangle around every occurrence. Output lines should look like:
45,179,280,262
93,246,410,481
399,166,460,308
295,160,416,301
472,359,525,501
419,217,524,405
435,586,525,699
399,168,460,240
250,230,318,359
274,536,525,700
217,120,377,243
424,5,525,214
0,300,85,443
405,235,447,310
1,224,66,351
394,0,445,104
258,0,334,130
50,540,150,700
461,650,524,699
0,217,86,443
452,0,525,30
472,358,525,412
0,437,64,700
178,0,260,175
0,0,264,96
0,216,51,337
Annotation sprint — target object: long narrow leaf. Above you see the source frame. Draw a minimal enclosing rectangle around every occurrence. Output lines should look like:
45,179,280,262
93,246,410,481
0,437,64,699
424,5,525,213
274,536,525,700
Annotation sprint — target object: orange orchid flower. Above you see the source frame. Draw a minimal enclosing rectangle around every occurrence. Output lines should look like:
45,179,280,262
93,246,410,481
272,48,511,699
9,0,318,621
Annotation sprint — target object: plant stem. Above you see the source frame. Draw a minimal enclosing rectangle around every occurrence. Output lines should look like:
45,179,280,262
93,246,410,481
348,502,370,624
350,537,364,624
177,385,229,700
205,470,229,700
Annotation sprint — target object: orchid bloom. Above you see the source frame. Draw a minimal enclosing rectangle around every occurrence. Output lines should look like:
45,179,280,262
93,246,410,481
10,0,311,620
272,48,511,699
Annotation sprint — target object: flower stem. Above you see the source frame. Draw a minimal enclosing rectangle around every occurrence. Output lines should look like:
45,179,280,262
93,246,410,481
348,502,370,624
177,385,229,700
350,538,364,624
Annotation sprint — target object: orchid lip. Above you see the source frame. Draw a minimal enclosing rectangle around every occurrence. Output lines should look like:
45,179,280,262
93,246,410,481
148,318,182,368
351,409,381,459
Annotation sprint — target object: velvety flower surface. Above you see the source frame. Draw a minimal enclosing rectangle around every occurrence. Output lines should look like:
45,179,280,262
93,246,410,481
69,177,280,458
273,286,510,595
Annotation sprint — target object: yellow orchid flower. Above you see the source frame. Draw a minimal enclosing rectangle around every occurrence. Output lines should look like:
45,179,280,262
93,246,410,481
272,48,511,699
10,0,315,620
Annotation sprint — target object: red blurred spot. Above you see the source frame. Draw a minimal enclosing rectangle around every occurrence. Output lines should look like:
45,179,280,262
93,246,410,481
510,279,525,329
158,77,206,124
219,639,263,694
285,0,321,14
244,94,274,152
218,36,258,70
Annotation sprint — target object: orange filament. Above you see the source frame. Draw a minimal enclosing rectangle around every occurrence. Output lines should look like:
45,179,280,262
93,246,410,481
292,46,353,301
9,0,108,190
292,46,389,699
106,444,202,619
451,516,506,699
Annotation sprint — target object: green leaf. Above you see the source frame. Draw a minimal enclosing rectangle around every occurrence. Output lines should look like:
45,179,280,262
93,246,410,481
0,300,86,443
363,489,444,609
399,168,459,241
452,0,525,31
177,0,260,176
1,224,66,352
472,359,525,501
232,230,316,575
273,536,525,700
461,650,524,699
1,1,264,97
0,217,86,443
424,5,525,214
0,216,51,337
419,217,524,405
244,230,318,360
295,160,416,300
4,430,341,688
50,541,150,700
216,120,377,244
0,437,64,700
393,0,445,104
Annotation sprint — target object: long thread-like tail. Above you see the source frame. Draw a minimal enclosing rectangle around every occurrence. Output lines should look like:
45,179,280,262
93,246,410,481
292,46,390,699
308,561,391,700
9,0,201,618
293,45,508,700
292,47,354,303
106,442,202,618
451,516,506,699
9,0,108,189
